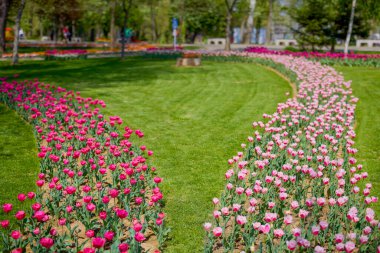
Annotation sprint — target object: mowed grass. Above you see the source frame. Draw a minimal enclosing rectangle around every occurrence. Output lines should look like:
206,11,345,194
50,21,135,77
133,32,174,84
336,66,380,214
0,104,39,221
0,57,291,252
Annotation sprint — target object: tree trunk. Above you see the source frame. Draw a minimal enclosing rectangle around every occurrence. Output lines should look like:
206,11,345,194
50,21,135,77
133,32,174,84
39,21,43,39
110,0,116,48
0,0,12,56
245,0,256,44
121,0,132,59
330,41,335,53
266,0,273,44
121,14,127,58
224,0,238,51
149,0,157,42
179,0,185,44
72,21,76,38
225,12,231,51
12,0,26,65
344,0,356,55
239,18,245,43
28,2,33,38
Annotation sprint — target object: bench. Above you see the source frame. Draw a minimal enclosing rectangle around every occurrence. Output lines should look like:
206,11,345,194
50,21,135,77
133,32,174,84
207,38,226,46
356,39,380,48
275,39,298,47
41,36,50,41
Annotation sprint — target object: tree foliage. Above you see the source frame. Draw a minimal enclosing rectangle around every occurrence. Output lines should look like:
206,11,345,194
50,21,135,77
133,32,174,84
1,0,379,47
289,0,373,51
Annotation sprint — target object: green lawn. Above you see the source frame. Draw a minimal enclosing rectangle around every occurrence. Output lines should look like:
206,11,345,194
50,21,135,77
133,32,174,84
1,58,378,252
336,66,380,214
0,58,290,252
0,104,39,221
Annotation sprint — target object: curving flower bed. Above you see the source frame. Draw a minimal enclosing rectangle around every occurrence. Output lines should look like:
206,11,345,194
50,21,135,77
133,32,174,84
0,78,168,252
202,52,380,252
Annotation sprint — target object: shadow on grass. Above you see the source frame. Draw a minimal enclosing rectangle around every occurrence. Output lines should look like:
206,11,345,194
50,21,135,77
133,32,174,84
1,57,213,91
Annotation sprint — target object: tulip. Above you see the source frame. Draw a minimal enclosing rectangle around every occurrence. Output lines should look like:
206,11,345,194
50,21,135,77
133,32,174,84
213,227,223,237
135,232,145,242
118,243,129,252
10,230,21,240
14,211,25,220
2,203,12,213
287,240,297,251
104,231,114,241
92,237,105,249
40,237,54,249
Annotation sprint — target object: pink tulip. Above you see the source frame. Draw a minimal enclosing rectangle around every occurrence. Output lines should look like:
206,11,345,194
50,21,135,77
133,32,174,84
236,215,247,225
203,223,212,231
14,211,25,220
2,203,12,213
118,243,129,252
314,246,325,253
213,227,223,237
92,237,105,249
40,237,54,249
104,231,114,241
133,222,143,232
116,209,128,219
134,232,145,242
287,240,297,251
274,229,284,238
10,230,21,240
86,230,95,238
1,220,10,228
17,194,26,202
259,223,270,234
345,241,356,253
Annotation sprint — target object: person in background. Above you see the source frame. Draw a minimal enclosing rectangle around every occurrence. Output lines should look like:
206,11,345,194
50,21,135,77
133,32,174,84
19,28,25,40
63,26,69,43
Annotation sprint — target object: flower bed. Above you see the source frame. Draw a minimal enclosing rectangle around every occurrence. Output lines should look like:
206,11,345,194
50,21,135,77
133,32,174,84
146,46,183,52
200,52,380,252
45,49,88,61
0,78,168,252
244,47,380,67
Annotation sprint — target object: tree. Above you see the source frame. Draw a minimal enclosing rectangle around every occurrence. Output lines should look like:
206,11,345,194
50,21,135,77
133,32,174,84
110,0,116,48
12,0,26,65
175,0,224,43
146,0,157,42
245,0,256,44
33,0,82,41
0,0,13,56
289,0,372,52
344,0,356,55
224,0,238,50
265,0,273,44
121,0,133,58
288,0,330,51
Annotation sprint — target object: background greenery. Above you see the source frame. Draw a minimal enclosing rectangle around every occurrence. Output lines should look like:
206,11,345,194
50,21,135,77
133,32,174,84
3,0,380,45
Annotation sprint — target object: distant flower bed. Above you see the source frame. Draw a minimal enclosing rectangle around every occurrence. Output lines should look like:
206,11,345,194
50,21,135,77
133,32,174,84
1,52,45,59
244,47,380,67
45,49,88,60
0,78,168,252
147,46,183,51
182,52,201,59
